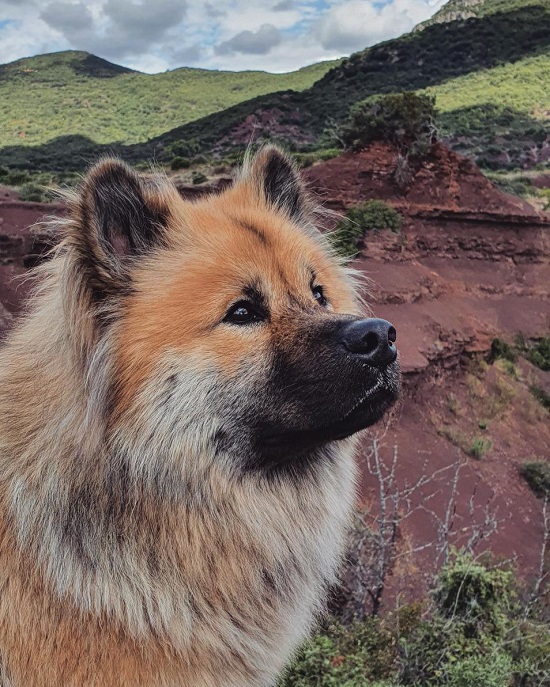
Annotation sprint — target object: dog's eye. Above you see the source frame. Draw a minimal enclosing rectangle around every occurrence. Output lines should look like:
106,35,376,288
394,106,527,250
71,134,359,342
224,300,264,325
312,285,327,307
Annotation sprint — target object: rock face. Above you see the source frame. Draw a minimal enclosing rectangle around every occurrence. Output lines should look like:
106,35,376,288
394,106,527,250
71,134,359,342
1,145,549,612
0,195,63,333
304,142,550,375
305,142,543,218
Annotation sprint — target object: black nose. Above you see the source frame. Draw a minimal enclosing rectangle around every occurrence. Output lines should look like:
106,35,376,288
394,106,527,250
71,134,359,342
340,318,397,366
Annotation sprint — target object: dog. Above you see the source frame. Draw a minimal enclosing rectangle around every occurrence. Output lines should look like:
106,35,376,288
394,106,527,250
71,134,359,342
0,146,400,686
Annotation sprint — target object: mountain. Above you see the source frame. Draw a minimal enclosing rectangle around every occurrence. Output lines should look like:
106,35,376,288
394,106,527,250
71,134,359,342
417,0,546,26
0,50,339,148
0,0,548,172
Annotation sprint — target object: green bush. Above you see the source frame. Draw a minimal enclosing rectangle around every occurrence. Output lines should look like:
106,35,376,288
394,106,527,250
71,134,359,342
279,618,396,687
490,175,534,198
444,652,514,687
434,553,513,637
0,170,31,186
330,200,403,259
170,156,190,170
469,436,492,458
529,385,550,410
490,337,517,363
191,171,208,185
342,92,438,156
400,553,519,686
281,552,549,687
527,337,550,371
520,461,550,497
18,183,50,202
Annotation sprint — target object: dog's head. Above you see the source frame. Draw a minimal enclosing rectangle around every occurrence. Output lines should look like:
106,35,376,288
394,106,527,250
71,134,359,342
67,147,400,476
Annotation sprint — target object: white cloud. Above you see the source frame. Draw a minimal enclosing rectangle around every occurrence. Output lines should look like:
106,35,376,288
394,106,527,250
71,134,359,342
314,0,441,52
0,0,446,73
39,0,188,60
216,24,283,56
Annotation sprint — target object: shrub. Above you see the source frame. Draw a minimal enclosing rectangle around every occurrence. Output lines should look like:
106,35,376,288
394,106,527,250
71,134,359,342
342,92,438,157
490,337,517,363
520,461,550,497
191,171,208,185
169,139,202,158
170,156,190,170
529,385,550,410
527,337,550,371
281,553,549,687
434,553,514,637
469,436,492,458
444,652,514,687
330,200,403,259
1,170,31,186
279,617,396,687
400,553,518,686
491,176,533,198
18,183,50,202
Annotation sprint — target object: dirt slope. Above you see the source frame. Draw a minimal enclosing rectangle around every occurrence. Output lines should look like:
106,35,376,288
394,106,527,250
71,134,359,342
306,143,549,607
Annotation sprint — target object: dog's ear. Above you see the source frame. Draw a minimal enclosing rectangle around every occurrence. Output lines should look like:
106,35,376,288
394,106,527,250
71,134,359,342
247,146,310,223
72,159,172,298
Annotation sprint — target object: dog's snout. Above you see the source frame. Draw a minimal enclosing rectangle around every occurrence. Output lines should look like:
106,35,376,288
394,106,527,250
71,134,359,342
340,318,397,366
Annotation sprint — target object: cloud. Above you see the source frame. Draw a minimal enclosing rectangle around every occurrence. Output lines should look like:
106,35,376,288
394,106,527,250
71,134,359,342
204,2,225,18
39,0,188,61
313,0,439,52
40,1,93,32
215,23,282,56
0,0,446,73
273,0,294,10
103,0,186,42
169,43,203,65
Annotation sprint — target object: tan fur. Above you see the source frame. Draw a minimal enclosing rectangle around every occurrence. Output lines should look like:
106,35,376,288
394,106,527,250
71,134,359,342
0,148,378,686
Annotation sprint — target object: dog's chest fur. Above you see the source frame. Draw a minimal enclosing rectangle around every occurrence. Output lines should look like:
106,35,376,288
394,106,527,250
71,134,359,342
0,437,356,687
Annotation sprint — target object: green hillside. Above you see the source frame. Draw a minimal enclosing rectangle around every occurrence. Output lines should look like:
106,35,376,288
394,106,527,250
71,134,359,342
0,51,339,147
0,0,548,172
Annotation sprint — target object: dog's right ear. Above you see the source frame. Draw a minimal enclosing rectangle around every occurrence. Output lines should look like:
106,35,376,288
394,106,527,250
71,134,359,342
71,159,173,300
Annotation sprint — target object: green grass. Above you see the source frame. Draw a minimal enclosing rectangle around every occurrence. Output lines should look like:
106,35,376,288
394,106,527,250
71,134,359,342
468,436,492,458
0,51,339,148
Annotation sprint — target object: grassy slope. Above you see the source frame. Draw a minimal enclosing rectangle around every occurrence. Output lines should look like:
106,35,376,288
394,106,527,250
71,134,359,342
0,51,339,147
423,53,549,117
1,1,548,171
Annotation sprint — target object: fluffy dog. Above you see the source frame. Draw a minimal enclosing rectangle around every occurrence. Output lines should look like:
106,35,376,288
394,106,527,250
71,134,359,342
0,147,400,686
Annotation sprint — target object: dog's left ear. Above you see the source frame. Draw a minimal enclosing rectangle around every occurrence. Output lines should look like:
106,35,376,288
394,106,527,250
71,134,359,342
247,146,310,223
72,159,174,299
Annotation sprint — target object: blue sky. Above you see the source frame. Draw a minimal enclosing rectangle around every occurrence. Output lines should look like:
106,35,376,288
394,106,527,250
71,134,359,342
0,0,446,73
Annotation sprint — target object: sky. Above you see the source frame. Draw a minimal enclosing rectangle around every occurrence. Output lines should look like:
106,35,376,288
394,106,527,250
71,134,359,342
0,0,447,74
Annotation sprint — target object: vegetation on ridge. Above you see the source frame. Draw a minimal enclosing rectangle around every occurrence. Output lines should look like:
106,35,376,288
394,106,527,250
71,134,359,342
0,51,339,148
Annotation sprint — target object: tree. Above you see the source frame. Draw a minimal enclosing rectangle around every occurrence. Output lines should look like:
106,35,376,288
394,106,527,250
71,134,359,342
342,92,438,158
